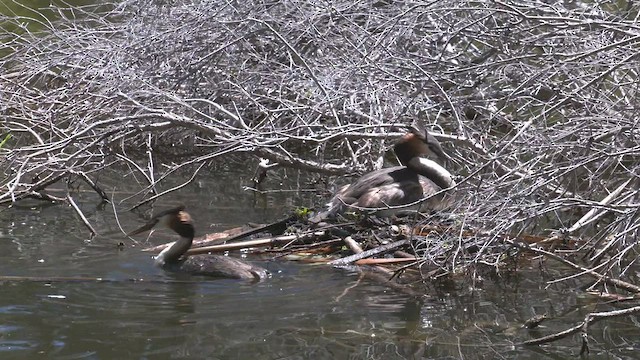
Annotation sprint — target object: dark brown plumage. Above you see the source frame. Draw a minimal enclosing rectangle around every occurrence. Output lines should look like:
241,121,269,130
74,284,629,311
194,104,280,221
313,128,455,222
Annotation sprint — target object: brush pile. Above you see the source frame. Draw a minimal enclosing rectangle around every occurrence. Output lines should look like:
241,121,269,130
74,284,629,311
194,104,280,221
2,0,640,349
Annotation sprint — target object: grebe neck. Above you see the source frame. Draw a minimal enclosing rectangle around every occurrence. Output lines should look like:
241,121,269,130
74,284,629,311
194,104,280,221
154,235,192,266
407,157,455,190
394,141,417,166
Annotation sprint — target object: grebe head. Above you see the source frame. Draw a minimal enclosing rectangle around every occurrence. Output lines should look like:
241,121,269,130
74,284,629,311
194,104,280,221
128,205,195,266
394,127,448,166
127,204,194,239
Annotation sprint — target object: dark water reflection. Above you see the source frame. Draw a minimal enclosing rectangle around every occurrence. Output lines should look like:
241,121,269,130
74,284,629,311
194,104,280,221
1,166,640,359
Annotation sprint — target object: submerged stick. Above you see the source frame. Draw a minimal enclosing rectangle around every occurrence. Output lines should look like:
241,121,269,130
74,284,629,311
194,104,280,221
67,193,97,237
0,275,244,284
509,240,640,293
332,237,412,277
74,170,110,203
22,191,65,203
522,305,640,346
355,257,418,265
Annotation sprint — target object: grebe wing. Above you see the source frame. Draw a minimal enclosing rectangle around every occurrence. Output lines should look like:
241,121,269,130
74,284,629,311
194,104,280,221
334,166,417,200
353,180,424,208
331,167,422,209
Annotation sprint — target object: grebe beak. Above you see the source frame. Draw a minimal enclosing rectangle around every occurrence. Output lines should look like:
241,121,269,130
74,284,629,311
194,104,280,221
405,125,455,163
425,133,449,159
127,204,187,236
127,218,160,236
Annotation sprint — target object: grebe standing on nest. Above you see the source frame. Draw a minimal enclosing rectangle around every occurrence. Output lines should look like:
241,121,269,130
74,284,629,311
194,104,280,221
128,206,269,280
312,126,455,222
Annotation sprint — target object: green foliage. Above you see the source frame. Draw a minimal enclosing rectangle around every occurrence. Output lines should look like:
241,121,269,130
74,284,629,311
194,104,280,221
0,133,11,149
295,207,312,218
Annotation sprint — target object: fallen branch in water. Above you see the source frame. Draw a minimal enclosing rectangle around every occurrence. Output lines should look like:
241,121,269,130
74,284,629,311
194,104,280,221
185,231,329,255
0,275,248,284
335,236,399,278
522,305,640,352
354,257,418,265
509,240,640,294
67,192,97,237
72,170,110,203
330,239,410,266
331,236,424,297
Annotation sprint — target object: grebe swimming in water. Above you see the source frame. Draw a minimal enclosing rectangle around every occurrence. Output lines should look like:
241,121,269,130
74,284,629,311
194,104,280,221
312,127,455,222
128,205,269,280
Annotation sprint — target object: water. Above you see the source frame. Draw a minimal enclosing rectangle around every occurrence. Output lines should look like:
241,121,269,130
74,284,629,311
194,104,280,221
2,1,639,355
1,165,639,359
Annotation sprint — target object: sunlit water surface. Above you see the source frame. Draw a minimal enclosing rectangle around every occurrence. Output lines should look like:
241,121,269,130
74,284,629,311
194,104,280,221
1,167,639,359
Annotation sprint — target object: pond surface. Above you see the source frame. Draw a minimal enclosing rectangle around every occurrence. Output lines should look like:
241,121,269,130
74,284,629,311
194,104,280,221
1,165,639,359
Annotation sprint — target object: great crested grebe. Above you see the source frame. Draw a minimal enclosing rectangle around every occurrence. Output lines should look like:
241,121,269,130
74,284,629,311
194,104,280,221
312,127,455,222
128,205,269,280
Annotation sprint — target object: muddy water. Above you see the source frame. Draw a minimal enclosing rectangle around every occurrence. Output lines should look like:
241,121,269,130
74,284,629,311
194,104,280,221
1,165,639,359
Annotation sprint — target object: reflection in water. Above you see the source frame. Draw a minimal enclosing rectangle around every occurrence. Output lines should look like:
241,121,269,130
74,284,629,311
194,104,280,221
1,168,639,359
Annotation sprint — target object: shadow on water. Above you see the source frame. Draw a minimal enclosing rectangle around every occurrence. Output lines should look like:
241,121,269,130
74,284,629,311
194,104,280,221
1,166,640,359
